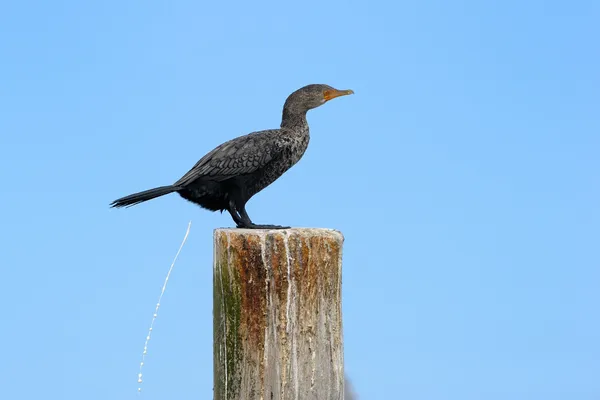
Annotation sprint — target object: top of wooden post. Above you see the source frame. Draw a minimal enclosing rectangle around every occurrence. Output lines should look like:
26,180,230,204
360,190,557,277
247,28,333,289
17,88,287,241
214,227,343,240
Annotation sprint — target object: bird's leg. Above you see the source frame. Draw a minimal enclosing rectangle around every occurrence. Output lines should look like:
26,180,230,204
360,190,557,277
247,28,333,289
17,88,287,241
238,205,290,230
227,201,246,228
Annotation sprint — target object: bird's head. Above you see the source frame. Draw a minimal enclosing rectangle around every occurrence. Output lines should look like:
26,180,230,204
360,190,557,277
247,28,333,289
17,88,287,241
283,84,354,114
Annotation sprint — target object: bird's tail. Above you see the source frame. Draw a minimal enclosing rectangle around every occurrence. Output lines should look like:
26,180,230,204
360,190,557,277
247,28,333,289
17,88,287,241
110,185,180,208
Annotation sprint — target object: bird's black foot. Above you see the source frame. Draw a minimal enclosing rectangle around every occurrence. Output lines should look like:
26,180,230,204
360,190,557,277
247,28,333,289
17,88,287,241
229,203,290,229
237,223,290,230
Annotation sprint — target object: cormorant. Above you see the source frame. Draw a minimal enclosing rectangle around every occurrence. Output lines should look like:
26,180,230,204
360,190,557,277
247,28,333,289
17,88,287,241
110,84,354,229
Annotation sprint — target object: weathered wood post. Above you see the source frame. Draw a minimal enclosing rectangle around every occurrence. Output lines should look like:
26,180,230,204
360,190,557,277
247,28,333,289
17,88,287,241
213,228,344,400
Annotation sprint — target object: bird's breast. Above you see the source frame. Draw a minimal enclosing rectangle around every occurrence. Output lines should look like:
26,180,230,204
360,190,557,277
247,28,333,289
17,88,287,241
245,131,309,197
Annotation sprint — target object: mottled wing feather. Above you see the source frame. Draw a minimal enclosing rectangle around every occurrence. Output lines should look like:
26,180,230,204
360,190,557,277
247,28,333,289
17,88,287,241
174,130,283,186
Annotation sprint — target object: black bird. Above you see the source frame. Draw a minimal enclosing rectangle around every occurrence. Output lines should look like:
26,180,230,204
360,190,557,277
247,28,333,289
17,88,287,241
110,84,354,229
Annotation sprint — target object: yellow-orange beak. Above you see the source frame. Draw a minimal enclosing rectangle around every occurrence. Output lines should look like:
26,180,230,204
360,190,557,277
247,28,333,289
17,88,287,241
323,88,354,102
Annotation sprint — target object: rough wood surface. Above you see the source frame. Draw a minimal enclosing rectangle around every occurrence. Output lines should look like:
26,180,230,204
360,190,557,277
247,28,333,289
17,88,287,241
213,228,344,400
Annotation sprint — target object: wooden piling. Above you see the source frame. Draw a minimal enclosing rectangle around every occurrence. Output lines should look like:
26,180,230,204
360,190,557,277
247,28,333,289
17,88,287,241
213,228,345,400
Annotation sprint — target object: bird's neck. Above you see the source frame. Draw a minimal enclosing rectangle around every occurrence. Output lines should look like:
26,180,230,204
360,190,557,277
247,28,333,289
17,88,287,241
281,108,308,131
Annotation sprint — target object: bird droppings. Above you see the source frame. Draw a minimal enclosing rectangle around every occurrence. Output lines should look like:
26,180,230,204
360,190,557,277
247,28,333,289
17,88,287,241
137,221,191,394
213,228,345,400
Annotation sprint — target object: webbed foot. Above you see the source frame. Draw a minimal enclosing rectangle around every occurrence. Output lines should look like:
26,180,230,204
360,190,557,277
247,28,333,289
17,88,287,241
237,223,290,230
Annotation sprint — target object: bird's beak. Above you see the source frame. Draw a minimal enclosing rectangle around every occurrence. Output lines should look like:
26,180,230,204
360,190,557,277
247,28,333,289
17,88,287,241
323,88,354,102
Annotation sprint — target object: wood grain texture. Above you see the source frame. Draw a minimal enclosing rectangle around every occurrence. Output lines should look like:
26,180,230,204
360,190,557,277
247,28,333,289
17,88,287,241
213,228,344,400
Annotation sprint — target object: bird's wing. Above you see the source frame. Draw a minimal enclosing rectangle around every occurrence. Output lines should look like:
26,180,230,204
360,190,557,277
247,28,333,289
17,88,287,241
174,129,284,185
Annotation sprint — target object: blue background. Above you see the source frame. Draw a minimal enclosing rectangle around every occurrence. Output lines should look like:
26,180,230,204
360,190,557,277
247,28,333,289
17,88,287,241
1,0,598,399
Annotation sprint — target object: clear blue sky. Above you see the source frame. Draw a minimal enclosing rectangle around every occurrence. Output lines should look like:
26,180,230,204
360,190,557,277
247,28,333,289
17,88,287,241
1,0,598,399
